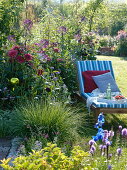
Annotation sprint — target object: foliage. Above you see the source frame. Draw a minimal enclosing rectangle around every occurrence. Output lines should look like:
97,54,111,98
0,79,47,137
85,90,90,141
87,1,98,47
0,0,24,52
108,3,127,36
98,35,115,47
9,100,82,145
28,10,99,93
0,110,12,137
81,0,105,32
115,30,127,57
1,143,91,170
2,136,127,169
0,41,70,108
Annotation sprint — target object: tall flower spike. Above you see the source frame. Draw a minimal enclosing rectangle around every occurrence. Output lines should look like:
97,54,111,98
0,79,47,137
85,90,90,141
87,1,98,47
117,148,122,156
92,112,112,147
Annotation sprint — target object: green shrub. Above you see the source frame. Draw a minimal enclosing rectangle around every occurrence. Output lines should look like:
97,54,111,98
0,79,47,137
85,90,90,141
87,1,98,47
0,44,70,108
9,100,82,145
1,143,90,170
115,30,127,57
2,142,127,170
98,35,115,48
0,110,12,137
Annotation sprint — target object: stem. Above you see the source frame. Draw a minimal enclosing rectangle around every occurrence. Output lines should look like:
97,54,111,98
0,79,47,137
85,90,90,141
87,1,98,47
25,0,28,19
106,145,109,160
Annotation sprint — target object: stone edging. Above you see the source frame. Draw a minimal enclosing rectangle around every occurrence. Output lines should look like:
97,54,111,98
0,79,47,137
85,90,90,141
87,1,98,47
7,137,23,166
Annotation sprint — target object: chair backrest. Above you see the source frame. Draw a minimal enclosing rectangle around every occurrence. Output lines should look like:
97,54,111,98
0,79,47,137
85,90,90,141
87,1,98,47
76,60,115,94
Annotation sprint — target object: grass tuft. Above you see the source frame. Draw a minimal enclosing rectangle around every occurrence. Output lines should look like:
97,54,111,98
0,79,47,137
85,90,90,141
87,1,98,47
9,100,82,144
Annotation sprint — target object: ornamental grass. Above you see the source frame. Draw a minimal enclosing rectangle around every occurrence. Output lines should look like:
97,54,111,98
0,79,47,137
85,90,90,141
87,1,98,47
9,100,82,145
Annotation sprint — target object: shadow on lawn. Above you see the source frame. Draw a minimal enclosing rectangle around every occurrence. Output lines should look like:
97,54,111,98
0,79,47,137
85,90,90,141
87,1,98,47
71,101,97,138
105,114,127,130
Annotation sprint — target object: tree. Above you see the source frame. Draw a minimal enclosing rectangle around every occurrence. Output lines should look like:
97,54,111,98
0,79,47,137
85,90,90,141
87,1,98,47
85,0,104,32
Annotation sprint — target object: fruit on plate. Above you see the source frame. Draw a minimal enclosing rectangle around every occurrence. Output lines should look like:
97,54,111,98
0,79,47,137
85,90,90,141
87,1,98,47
114,95,125,100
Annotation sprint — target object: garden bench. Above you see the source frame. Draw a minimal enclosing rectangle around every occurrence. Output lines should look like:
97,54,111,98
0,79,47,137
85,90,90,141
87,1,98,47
76,60,127,119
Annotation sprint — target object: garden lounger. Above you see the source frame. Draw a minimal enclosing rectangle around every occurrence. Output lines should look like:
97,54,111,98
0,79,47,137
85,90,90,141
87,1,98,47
76,60,127,119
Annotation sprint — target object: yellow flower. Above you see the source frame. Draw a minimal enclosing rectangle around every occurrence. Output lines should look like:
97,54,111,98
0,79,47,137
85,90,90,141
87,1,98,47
10,78,19,84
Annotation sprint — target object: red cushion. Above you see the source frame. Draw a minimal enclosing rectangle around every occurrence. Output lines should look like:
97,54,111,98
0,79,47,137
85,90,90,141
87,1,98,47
82,70,110,93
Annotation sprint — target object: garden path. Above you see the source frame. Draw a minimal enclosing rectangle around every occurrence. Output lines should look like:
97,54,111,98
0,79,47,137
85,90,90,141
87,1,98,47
0,138,11,169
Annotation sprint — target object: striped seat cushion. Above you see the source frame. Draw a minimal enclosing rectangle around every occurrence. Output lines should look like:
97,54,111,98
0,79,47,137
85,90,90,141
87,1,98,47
92,100,127,108
81,92,127,108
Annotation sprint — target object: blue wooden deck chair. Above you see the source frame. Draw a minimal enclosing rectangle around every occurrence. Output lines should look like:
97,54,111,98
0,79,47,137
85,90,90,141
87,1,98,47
77,60,127,118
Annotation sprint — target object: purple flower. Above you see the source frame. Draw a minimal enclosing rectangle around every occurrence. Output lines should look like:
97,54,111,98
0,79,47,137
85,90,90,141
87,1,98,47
117,148,122,156
74,34,81,41
53,71,60,74
103,132,109,140
103,145,107,149
89,149,94,155
40,39,49,48
99,145,103,150
91,145,96,152
108,130,114,137
53,77,58,81
58,26,67,33
121,128,127,136
7,35,16,42
119,125,122,132
81,16,86,22
34,43,40,46
34,141,42,151
3,87,7,91
23,19,33,30
108,153,112,159
106,141,111,146
37,50,46,54
89,139,96,146
108,165,112,170
45,87,51,92
104,130,108,134
50,67,54,70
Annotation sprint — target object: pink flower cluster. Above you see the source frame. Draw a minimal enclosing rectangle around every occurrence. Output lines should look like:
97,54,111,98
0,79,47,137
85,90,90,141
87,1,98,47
116,30,127,41
8,46,33,63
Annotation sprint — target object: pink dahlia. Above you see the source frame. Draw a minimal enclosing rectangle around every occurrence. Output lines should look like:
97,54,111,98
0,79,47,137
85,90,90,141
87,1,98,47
8,50,18,58
24,54,33,61
47,57,52,61
57,58,63,62
12,46,20,50
53,48,60,53
16,56,25,63
37,69,44,76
